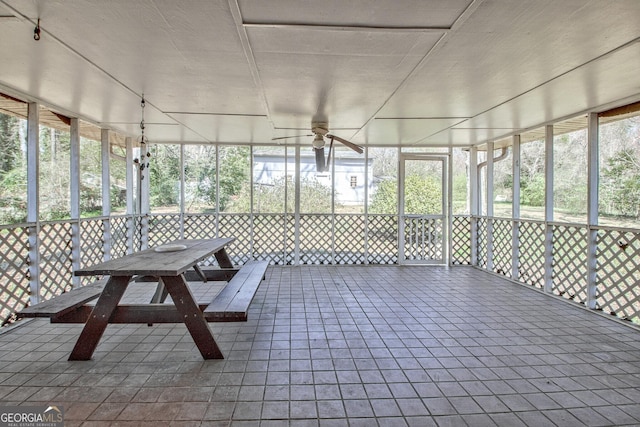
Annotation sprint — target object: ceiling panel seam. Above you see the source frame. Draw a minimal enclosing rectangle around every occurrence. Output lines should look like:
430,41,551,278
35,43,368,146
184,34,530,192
463,36,640,132
228,0,275,131
351,0,484,142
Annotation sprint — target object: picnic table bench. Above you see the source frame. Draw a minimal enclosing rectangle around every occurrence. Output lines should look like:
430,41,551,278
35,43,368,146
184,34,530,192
19,238,268,361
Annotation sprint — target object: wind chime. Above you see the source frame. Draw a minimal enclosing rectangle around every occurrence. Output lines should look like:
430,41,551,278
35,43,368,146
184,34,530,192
134,95,151,241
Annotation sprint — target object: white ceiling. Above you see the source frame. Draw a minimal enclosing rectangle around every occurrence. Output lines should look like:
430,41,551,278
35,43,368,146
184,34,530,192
0,0,639,148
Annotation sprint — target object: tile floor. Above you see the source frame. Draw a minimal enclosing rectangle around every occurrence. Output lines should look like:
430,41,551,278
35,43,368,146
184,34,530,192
1,265,640,426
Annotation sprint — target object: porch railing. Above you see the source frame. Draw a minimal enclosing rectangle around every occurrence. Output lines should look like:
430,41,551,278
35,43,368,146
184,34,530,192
1,213,638,326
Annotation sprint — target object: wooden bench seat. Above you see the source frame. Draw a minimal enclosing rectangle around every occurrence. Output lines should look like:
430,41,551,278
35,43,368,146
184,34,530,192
204,260,268,322
19,279,108,320
18,261,268,325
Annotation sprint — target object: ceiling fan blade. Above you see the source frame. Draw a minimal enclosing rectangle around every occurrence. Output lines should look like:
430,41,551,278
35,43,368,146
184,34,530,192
271,134,313,141
326,134,363,154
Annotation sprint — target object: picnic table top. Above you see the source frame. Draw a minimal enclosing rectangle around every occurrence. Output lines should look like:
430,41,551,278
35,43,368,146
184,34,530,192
74,237,235,277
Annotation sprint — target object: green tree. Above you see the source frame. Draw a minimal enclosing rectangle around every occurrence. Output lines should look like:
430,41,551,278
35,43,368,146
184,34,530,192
226,176,334,213
219,146,250,211
0,114,19,172
149,144,180,207
370,174,442,215
602,149,640,218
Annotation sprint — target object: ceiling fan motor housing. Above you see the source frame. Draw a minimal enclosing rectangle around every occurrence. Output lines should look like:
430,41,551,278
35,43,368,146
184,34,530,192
311,121,328,150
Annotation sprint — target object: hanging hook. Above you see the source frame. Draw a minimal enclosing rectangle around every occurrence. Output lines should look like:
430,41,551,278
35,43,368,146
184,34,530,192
34,19,41,41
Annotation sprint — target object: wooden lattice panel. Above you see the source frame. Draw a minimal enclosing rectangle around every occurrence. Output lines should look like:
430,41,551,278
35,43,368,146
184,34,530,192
367,215,397,264
492,219,513,277
148,214,181,247
218,214,251,265
38,222,73,300
184,214,217,239
298,214,333,264
0,225,30,325
552,224,588,303
451,216,471,265
79,218,105,285
476,218,488,268
334,215,365,264
253,214,288,265
110,215,130,259
596,228,640,322
518,221,546,288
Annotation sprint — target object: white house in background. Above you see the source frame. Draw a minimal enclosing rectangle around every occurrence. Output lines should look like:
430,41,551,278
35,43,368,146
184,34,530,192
253,152,375,206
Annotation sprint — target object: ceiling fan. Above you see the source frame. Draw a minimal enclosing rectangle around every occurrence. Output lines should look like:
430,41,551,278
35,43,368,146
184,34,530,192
272,121,363,172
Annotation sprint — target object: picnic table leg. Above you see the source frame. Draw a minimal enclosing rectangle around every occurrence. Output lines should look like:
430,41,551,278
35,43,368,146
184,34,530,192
68,276,130,361
161,275,224,359
214,248,234,268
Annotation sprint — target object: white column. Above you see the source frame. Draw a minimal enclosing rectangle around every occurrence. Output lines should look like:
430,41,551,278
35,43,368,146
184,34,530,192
447,146,453,266
26,102,41,305
469,146,478,265
179,144,185,239
586,112,599,309
486,142,494,271
543,125,554,293
125,137,135,254
294,146,301,265
139,144,150,249
101,129,112,261
364,146,370,264
511,135,521,280
69,118,81,287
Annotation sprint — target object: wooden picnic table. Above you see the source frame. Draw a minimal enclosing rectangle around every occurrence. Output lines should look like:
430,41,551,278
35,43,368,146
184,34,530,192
69,237,235,361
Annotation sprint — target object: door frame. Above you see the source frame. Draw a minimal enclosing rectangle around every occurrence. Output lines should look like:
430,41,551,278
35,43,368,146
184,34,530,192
398,153,450,265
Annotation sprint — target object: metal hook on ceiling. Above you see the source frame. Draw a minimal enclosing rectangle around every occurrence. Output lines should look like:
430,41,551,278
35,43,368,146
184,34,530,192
34,19,41,41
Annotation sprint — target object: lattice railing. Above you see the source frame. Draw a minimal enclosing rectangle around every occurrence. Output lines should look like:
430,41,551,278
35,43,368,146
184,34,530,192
110,215,130,259
218,214,252,265
367,215,397,264
253,214,289,265
596,227,640,322
518,221,545,288
184,214,217,239
334,215,366,264
39,221,73,300
79,218,105,285
298,214,333,264
451,216,471,265
2,212,640,327
552,224,588,303
476,217,488,269
148,214,182,247
492,219,512,278
0,224,30,326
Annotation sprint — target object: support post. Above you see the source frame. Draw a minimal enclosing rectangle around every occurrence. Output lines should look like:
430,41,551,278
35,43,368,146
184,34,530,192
586,112,599,309
486,141,494,272
179,144,185,239
26,102,40,305
294,146,301,265
364,146,370,264
469,146,478,266
543,125,554,293
125,137,135,254
512,135,521,280
70,118,81,287
140,144,150,250
447,146,453,266
101,129,112,261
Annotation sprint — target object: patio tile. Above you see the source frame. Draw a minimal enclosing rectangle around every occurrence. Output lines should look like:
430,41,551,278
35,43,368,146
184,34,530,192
2,265,640,426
